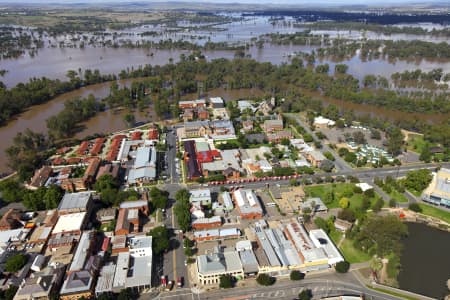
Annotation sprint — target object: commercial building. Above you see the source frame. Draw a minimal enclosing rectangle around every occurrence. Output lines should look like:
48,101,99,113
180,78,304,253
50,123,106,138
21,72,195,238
422,168,450,207
189,189,212,205
184,140,202,180
14,267,65,300
194,228,240,242
192,216,222,230
112,236,153,292
313,116,336,128
51,212,87,236
68,231,94,273
58,192,93,215
232,189,263,219
119,200,149,216
127,146,157,185
309,229,344,265
197,247,244,285
59,270,95,300
95,263,116,297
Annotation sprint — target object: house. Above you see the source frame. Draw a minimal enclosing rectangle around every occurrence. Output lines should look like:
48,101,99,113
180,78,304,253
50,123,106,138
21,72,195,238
115,208,139,236
263,119,283,134
0,209,23,231
266,129,293,143
183,108,195,121
237,100,256,112
223,167,240,180
209,97,224,109
334,218,353,232
96,163,120,180
30,166,53,189
189,189,211,205
184,121,211,138
96,208,117,224
305,150,326,168
127,146,157,185
14,267,65,300
197,108,209,120
197,247,244,285
148,126,159,141
242,120,254,133
179,99,206,109
232,189,263,219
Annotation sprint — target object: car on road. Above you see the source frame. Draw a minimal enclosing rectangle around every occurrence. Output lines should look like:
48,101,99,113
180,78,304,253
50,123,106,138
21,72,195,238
165,280,174,291
177,277,183,288
184,259,187,266
161,275,167,287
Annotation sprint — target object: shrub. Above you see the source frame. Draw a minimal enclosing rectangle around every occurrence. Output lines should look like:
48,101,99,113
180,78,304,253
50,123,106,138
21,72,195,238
290,270,305,281
389,199,397,207
338,208,356,223
5,254,27,273
408,203,422,213
219,274,234,289
298,289,313,300
339,197,350,209
335,261,350,273
256,274,275,286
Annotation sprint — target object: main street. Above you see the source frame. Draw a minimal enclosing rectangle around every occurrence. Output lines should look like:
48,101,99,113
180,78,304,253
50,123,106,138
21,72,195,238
151,271,404,300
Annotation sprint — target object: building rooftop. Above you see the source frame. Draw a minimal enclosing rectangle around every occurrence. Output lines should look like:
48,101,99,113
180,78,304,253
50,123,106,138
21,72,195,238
60,270,94,296
95,263,116,295
309,229,344,265
189,189,211,202
119,200,148,209
197,249,242,275
238,249,259,274
233,189,263,216
301,197,328,212
58,192,92,212
52,212,86,235
69,231,93,272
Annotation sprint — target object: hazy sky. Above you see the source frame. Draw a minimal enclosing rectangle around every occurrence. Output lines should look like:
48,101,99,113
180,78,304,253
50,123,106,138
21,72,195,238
0,0,441,3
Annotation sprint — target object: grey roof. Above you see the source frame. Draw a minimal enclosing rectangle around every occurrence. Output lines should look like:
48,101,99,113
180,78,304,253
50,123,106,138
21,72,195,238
58,192,92,212
254,226,281,267
69,231,93,272
95,263,116,295
15,268,63,300
238,249,259,274
60,270,94,296
134,146,157,169
301,197,328,212
119,200,147,209
197,249,242,275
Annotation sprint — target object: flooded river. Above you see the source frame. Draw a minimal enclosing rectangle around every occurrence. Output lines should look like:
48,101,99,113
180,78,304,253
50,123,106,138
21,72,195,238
398,222,450,299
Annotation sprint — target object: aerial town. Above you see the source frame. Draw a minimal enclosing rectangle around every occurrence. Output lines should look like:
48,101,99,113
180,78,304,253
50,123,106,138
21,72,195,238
0,2,450,300
1,94,449,300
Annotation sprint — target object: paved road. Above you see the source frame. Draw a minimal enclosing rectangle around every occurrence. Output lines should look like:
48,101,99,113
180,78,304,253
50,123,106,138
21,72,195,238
151,272,403,300
166,128,180,184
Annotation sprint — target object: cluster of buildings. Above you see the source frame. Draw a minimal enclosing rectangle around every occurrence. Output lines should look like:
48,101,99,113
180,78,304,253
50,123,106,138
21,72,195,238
196,218,344,285
29,125,163,191
0,190,155,299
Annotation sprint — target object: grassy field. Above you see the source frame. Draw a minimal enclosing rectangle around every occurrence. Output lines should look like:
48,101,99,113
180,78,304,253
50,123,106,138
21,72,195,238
329,230,343,244
405,134,428,153
388,189,409,203
339,239,372,263
304,183,381,210
418,203,450,224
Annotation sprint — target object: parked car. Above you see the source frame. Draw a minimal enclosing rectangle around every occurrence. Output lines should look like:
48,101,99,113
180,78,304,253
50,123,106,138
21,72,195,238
177,277,183,288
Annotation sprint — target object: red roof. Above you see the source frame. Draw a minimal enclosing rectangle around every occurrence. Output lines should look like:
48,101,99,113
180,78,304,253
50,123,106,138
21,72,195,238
197,150,221,164
148,129,159,140
131,131,143,140
57,147,71,155
77,141,90,156
113,134,127,141
66,157,81,164
101,237,110,252
52,157,66,165
106,136,125,161
90,137,106,155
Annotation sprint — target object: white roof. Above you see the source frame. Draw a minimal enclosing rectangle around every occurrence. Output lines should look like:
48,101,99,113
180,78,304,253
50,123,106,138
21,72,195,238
314,116,336,126
309,229,344,265
356,182,373,192
210,97,224,104
113,251,129,289
52,212,86,234
69,231,93,272
236,240,253,252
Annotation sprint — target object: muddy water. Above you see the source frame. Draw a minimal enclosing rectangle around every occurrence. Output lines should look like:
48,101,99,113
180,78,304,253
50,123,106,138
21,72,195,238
2,44,450,87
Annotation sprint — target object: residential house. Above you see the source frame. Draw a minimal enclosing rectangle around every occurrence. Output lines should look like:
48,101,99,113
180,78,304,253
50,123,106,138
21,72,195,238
30,166,53,189
305,150,326,168
263,118,283,134
14,267,65,300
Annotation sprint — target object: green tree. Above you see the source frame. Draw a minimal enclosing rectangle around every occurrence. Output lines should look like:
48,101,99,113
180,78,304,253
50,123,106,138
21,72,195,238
389,199,397,208
335,261,350,273
403,169,432,192
372,198,384,212
117,288,138,300
149,187,169,210
147,226,170,255
290,270,305,281
408,203,422,213
338,208,356,223
5,254,28,273
174,189,191,232
0,286,18,300
94,174,119,192
339,197,350,209
256,274,275,286
219,275,234,289
123,113,136,128
298,289,313,300
0,179,25,203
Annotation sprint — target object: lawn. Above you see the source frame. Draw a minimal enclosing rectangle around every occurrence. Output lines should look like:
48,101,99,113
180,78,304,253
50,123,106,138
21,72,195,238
368,286,421,300
388,189,409,203
329,230,343,244
304,183,380,210
418,203,450,224
339,238,372,264
406,134,429,153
